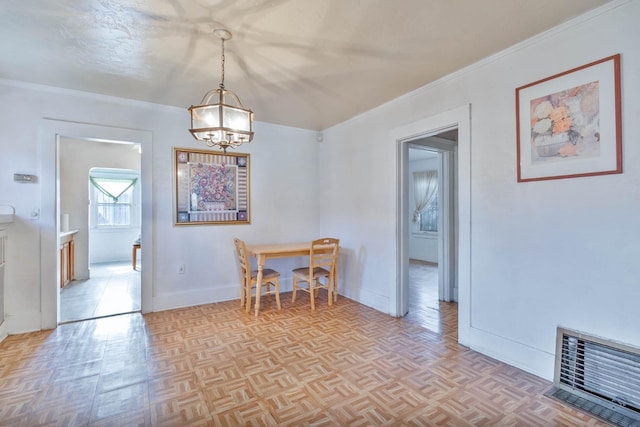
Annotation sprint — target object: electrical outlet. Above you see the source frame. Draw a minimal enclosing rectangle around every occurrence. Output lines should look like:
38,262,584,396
177,264,185,274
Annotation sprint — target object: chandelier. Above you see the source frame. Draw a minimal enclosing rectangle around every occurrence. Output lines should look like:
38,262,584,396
188,29,254,153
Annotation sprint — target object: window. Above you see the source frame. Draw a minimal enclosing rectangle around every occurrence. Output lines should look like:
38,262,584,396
89,169,139,229
94,182,133,227
419,190,438,232
413,169,438,234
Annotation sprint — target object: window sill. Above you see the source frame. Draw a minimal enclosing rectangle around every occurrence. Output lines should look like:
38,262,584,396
91,226,137,232
411,232,438,239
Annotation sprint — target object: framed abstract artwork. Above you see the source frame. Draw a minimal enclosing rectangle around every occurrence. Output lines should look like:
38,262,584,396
173,147,250,225
516,54,622,182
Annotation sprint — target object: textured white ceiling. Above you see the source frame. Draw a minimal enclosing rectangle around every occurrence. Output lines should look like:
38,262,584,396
0,0,610,130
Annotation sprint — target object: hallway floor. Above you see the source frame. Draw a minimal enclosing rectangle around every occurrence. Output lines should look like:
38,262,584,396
60,261,141,323
405,259,455,335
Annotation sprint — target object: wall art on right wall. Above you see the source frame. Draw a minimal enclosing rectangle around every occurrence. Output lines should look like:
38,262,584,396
516,54,622,182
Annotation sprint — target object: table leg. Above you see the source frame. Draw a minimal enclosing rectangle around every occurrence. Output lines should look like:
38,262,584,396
334,261,339,302
253,254,265,316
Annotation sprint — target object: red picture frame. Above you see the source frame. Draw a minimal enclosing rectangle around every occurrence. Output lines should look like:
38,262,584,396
516,54,621,182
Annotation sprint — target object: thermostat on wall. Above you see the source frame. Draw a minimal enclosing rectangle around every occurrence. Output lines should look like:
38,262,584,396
14,173,38,183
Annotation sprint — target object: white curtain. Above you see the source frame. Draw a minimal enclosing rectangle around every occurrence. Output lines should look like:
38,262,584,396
413,170,437,223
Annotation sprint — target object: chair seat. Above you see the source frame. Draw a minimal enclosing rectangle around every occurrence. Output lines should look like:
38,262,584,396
250,268,280,280
291,266,329,280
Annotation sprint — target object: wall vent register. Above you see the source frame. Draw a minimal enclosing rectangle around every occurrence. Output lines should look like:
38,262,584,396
546,327,640,427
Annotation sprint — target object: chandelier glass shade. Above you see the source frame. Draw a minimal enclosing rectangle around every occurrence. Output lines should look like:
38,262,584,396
188,29,254,153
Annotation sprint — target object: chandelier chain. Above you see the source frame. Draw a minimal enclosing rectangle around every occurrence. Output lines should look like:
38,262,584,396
220,37,225,89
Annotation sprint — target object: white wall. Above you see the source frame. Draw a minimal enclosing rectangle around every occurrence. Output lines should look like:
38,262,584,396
408,156,439,262
319,1,640,380
60,139,141,275
0,81,319,333
151,121,321,311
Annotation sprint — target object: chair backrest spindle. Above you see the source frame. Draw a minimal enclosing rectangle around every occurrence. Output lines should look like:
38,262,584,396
310,238,338,272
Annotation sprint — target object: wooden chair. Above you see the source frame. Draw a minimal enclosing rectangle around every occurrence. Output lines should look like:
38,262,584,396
233,238,281,314
292,237,340,310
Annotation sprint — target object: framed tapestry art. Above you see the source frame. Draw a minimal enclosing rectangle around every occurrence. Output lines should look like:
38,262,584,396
173,147,250,225
516,54,621,182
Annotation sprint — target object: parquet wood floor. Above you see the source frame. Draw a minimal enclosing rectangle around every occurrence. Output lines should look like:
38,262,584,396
0,289,608,426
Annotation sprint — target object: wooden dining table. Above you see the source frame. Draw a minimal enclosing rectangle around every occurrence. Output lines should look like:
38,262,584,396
245,241,336,316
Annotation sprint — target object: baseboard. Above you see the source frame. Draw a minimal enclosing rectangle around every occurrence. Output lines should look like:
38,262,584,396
5,310,43,334
150,277,388,315
462,326,555,381
153,287,228,312
339,283,390,314
151,277,295,312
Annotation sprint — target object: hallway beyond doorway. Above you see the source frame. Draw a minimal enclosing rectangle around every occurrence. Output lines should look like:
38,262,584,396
60,261,141,323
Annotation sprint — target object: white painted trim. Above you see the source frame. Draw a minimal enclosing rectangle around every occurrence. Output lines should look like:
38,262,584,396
5,311,41,335
153,289,228,312
150,276,315,313
152,278,305,312
0,79,312,135
396,143,410,316
0,321,7,343
0,78,183,113
39,120,153,330
340,285,390,314
391,104,471,344
151,278,380,314
466,328,555,381
438,151,453,302
411,232,437,239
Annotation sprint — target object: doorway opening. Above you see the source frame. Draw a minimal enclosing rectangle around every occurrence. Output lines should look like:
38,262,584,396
404,130,458,333
393,104,471,344
39,119,153,330
58,140,142,323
